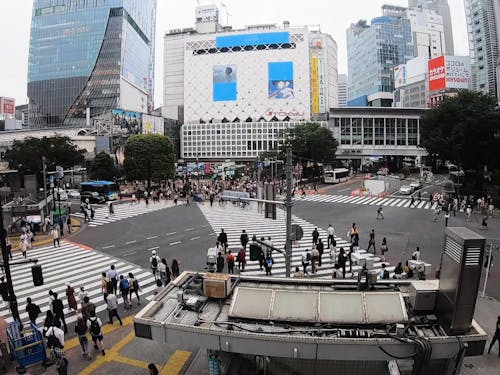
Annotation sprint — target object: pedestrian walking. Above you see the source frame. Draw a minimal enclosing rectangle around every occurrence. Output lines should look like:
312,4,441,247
312,228,319,245
158,258,167,281
367,229,376,253
412,246,421,261
264,253,274,276
171,259,180,279
52,292,67,333
108,201,114,216
66,283,78,312
444,211,450,227
240,230,249,250
119,275,131,310
327,224,335,248
75,314,91,359
481,215,488,230
5,236,12,260
51,226,60,248
105,293,123,325
226,250,235,274
101,273,113,300
107,265,118,295
316,238,324,267
66,215,72,234
81,296,95,323
338,248,347,279
78,286,88,306
149,251,161,279
237,248,246,271
26,297,41,325
487,315,500,356
148,363,159,375
128,272,141,305
217,229,228,253
409,196,416,208
377,205,384,219
433,206,440,222
0,277,8,306
311,246,320,274
418,191,421,202
87,312,105,356
216,252,225,273
466,205,472,222
380,237,388,262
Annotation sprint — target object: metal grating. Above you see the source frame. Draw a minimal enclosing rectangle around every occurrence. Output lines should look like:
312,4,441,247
229,287,407,324
465,247,481,266
445,237,462,263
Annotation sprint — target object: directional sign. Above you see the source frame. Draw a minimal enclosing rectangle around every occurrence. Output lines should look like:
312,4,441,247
49,175,54,189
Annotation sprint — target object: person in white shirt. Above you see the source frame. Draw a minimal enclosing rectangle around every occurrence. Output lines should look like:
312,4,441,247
45,325,65,347
412,247,421,261
107,265,118,295
327,224,335,248
51,227,60,248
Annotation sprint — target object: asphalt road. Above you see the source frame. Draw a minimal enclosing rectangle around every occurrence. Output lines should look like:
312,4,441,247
72,203,211,273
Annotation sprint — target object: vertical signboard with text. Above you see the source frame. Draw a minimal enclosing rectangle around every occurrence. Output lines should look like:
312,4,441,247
0,97,15,115
428,56,471,92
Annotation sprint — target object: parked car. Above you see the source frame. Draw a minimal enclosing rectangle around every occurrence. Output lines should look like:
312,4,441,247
80,191,106,204
66,189,81,200
409,181,423,191
399,185,413,195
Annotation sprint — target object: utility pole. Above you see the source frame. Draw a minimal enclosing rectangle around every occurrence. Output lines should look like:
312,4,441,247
0,203,21,328
285,148,293,277
42,157,48,217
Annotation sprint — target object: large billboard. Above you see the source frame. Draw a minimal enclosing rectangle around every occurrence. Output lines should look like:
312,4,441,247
268,62,294,99
428,56,471,92
0,97,15,115
112,109,142,135
394,64,407,89
213,65,237,101
142,114,164,135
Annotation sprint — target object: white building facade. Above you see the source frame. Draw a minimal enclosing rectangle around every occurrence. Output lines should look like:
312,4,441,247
163,12,338,161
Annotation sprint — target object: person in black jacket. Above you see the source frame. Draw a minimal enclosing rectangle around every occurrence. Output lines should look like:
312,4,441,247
216,252,225,273
26,297,41,325
240,230,249,250
217,229,228,253
316,239,324,267
52,293,67,333
0,277,8,304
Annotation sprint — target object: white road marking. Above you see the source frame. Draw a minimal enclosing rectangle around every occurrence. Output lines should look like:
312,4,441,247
125,240,137,244
170,241,181,246
184,228,194,232
146,236,158,240
102,245,115,249
147,246,159,251
338,187,351,193
190,236,201,240
166,232,176,235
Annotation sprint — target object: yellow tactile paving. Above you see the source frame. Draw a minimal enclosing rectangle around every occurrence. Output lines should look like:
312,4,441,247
160,350,192,375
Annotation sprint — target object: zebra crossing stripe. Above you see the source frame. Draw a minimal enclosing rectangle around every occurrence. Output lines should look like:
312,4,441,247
294,195,431,210
0,241,157,324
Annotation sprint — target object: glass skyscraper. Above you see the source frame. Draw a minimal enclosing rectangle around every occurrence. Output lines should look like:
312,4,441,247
28,0,156,128
346,5,414,106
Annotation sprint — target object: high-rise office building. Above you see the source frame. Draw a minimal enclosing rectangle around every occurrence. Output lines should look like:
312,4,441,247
406,7,446,59
28,0,156,128
464,0,499,98
337,74,348,107
346,5,414,106
408,0,454,55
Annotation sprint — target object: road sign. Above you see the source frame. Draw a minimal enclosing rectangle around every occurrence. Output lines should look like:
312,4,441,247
49,175,54,188
291,224,303,241
55,166,64,179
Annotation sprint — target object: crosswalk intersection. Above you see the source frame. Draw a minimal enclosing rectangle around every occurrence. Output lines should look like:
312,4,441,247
199,203,392,279
295,194,436,209
0,241,157,324
72,200,181,227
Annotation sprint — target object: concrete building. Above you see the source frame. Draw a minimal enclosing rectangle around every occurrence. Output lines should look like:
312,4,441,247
405,7,446,59
329,107,427,171
346,5,414,107
408,0,454,55
27,0,156,128
163,5,338,161
393,57,429,108
337,74,348,107
464,0,500,98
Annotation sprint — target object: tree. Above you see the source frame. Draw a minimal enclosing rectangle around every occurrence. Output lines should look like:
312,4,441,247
89,152,121,181
279,122,338,165
124,134,175,188
420,91,500,171
4,136,85,182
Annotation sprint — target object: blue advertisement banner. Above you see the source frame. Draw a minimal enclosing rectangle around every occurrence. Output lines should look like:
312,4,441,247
216,32,290,48
268,62,294,99
213,65,237,101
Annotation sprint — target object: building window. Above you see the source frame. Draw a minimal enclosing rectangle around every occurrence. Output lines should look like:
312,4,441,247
374,118,384,146
340,118,351,145
397,119,406,146
363,118,373,145
352,118,362,145
408,119,418,146
386,118,395,145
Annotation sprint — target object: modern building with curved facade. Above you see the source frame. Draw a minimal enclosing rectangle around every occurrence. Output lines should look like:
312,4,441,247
27,0,156,128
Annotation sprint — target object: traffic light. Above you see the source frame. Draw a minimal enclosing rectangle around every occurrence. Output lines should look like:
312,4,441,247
31,265,44,286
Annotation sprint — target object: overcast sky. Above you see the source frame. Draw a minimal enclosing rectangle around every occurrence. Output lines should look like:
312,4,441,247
0,0,468,107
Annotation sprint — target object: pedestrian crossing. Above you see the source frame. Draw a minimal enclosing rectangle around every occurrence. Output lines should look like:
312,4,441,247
0,240,158,325
72,200,182,227
295,194,435,210
198,204,393,279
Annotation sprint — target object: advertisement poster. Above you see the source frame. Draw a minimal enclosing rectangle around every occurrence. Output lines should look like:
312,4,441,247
112,109,142,135
428,56,446,92
142,114,164,135
318,56,326,113
213,65,237,101
268,61,294,99
0,97,15,115
445,56,471,89
311,56,319,112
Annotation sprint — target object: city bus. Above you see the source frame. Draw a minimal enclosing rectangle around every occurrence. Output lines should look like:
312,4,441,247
323,168,350,184
80,181,119,201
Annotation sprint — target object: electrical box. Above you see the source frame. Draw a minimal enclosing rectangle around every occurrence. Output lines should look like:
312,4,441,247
409,280,439,311
203,273,232,298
